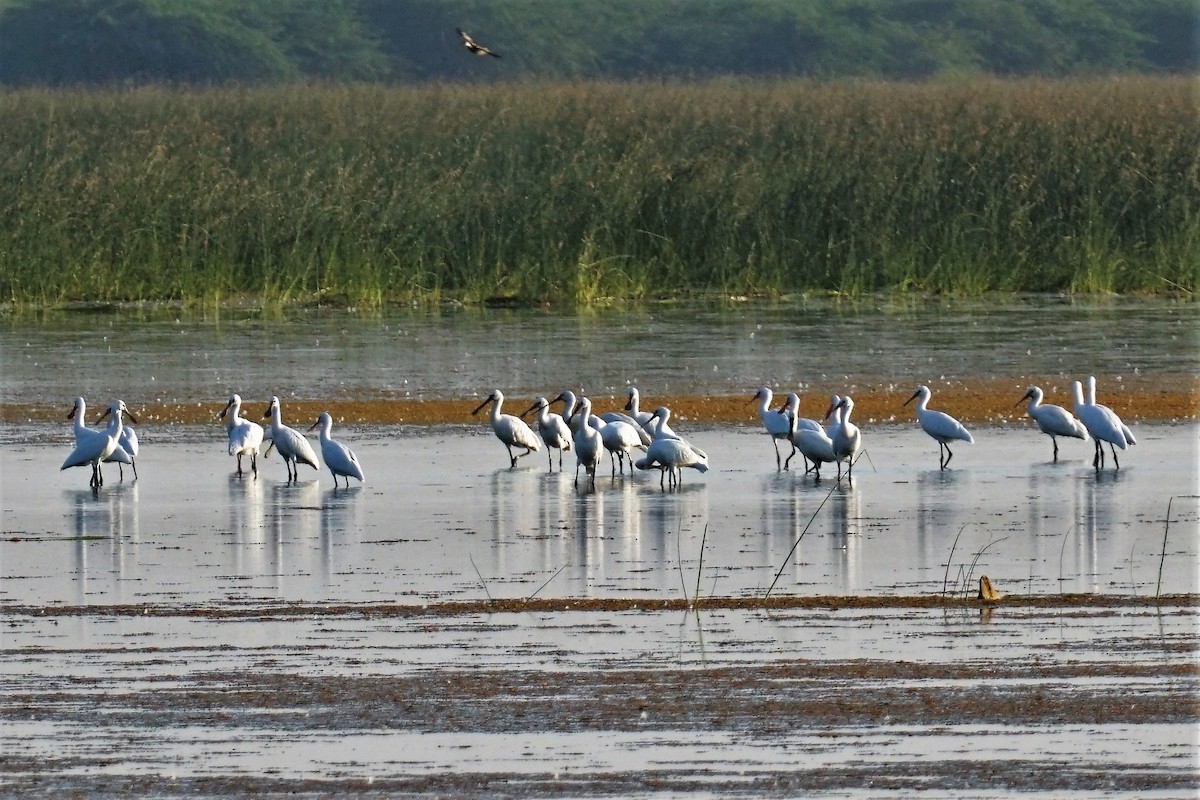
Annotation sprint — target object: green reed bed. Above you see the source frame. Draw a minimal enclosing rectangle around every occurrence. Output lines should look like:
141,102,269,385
1,78,1196,308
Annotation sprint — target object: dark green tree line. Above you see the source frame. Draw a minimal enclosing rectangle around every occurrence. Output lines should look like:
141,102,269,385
0,0,1194,86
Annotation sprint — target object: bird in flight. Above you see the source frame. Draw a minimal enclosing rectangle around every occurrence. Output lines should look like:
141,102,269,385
457,28,501,58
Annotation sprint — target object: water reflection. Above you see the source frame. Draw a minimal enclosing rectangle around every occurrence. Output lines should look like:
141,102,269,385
66,482,139,604
319,485,363,585
829,486,862,593
490,465,542,576
226,472,266,581
1071,468,1122,593
641,481,709,593
264,479,320,593
915,468,968,570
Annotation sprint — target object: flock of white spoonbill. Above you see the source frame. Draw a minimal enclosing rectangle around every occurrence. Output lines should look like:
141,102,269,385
59,376,1134,490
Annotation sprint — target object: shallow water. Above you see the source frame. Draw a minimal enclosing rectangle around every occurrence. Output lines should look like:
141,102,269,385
1,299,1197,797
2,296,1196,406
2,423,1197,607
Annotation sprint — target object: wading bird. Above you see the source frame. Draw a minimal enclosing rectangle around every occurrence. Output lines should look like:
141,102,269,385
753,386,793,469
635,434,709,490
1072,380,1129,470
220,393,265,476
456,27,501,58
521,396,572,472
1016,386,1087,461
472,390,541,468
263,396,320,481
904,385,973,470
309,412,365,488
622,387,655,430
830,395,862,482
569,397,604,488
62,396,120,488
96,399,138,481
592,414,645,476
1088,376,1136,448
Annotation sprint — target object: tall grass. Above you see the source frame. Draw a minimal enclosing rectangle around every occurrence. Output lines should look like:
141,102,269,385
1,77,1196,307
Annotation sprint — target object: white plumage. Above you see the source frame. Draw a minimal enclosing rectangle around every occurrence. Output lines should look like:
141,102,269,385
263,395,320,480
522,396,572,472
904,385,973,470
829,395,862,481
1017,386,1087,461
570,397,604,488
635,433,709,489
1073,379,1131,470
472,390,541,468
96,399,138,481
591,414,645,476
62,396,119,487
309,412,365,487
220,393,265,476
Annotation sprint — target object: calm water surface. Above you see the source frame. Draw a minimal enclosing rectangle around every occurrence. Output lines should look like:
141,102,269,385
2,296,1195,405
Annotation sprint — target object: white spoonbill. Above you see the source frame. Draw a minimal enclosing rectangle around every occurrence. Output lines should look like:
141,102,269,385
643,406,709,462
569,397,604,488
598,404,652,446
1017,386,1087,461
220,393,265,476
1072,380,1128,470
591,414,645,476
553,390,602,434
752,386,794,469
635,435,709,489
472,390,541,468
62,397,118,488
96,399,138,481
622,387,656,430
904,385,974,470
1088,375,1136,447
521,396,572,471
309,412,365,487
263,396,320,480
830,395,862,481
785,404,837,477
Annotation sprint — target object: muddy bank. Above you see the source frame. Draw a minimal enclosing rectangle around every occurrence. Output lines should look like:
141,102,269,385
2,379,1197,427
2,600,1196,797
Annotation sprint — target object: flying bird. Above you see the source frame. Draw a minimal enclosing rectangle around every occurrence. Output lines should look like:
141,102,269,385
457,28,501,58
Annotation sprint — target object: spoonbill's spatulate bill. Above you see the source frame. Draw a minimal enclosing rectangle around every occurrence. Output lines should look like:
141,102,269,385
96,399,139,481
220,393,265,476
1072,380,1131,470
263,395,320,481
521,396,572,472
904,385,974,470
1017,386,1087,461
472,390,541,468
309,412,365,488
622,387,655,430
62,396,118,488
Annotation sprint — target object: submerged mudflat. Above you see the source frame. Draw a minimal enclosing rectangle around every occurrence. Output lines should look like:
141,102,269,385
3,598,1197,797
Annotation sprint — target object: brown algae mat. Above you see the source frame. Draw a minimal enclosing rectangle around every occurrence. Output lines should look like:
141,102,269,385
3,376,1196,426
